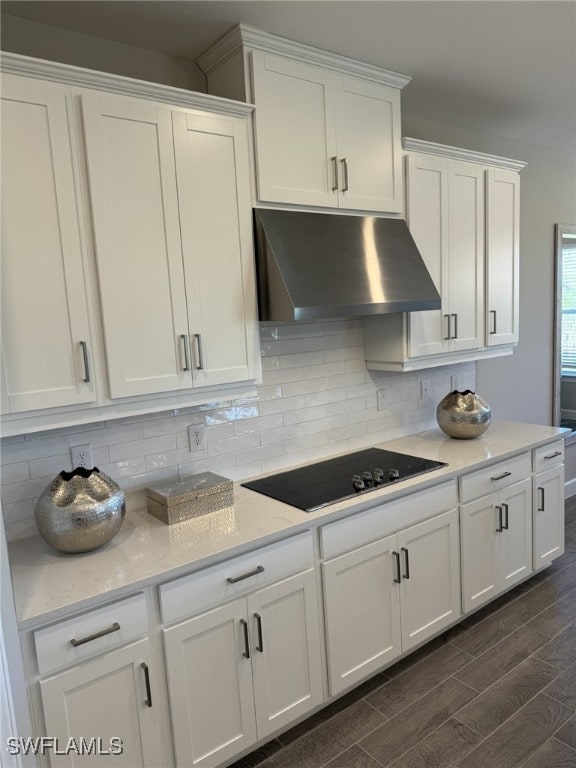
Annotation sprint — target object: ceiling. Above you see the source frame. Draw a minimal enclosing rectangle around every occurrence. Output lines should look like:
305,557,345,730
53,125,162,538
2,1,575,152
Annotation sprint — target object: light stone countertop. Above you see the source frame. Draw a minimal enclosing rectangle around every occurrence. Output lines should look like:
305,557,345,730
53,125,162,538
9,421,569,629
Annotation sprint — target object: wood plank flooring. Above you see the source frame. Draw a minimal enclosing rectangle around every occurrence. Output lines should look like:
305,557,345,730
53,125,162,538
229,496,576,768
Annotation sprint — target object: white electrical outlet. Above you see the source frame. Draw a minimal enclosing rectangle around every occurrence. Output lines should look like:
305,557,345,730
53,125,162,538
189,426,206,451
420,379,431,400
70,444,94,469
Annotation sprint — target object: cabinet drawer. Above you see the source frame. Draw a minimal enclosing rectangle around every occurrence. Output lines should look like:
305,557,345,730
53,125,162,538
34,593,148,676
160,531,313,625
533,440,564,473
459,453,531,503
320,481,458,560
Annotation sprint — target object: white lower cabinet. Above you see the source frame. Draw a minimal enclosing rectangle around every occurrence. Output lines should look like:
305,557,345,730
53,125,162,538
163,569,323,768
322,508,461,696
39,638,163,768
533,465,565,568
461,478,532,613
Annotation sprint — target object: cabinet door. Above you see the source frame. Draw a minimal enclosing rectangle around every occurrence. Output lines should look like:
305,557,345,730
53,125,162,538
322,536,401,696
460,494,500,613
498,479,532,591
39,639,162,767
82,93,191,398
1,75,95,413
248,569,323,738
163,600,256,768
406,153,450,358
251,51,336,207
397,508,461,651
172,111,257,387
533,466,565,568
485,168,520,346
335,77,402,212
447,160,484,352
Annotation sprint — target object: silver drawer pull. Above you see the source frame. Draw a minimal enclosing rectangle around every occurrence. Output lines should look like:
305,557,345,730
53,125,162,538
70,621,120,647
491,471,512,481
226,565,264,584
544,451,562,460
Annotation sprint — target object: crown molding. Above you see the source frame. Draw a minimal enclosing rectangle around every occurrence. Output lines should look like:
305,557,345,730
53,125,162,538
0,51,255,117
402,137,527,171
197,24,412,90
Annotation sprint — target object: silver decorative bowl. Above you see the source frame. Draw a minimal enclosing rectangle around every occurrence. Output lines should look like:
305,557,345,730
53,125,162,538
34,467,125,553
436,390,491,439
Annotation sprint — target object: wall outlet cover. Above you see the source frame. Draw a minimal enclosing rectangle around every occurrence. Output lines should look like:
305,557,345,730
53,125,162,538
70,444,94,469
189,426,206,451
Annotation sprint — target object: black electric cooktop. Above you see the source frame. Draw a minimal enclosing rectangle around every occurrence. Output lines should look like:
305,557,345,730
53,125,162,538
242,448,447,512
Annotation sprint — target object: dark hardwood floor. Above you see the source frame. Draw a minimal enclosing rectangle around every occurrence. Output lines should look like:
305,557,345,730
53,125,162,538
230,496,576,768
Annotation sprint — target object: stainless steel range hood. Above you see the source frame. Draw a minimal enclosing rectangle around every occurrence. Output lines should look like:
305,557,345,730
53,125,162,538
254,209,440,322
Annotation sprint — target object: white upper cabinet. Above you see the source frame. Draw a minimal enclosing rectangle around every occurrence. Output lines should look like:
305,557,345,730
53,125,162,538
486,167,520,346
82,93,191,398
198,25,408,213
83,93,258,398
364,140,525,372
172,111,257,388
250,51,403,212
1,55,260,434
1,74,96,413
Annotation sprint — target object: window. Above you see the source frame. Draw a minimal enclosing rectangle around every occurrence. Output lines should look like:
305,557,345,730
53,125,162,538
561,236,576,375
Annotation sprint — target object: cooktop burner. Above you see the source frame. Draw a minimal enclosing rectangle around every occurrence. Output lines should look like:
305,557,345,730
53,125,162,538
242,448,447,512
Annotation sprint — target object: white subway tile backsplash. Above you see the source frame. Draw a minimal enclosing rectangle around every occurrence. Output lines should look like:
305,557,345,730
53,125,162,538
304,388,347,408
1,320,475,542
1,461,30,484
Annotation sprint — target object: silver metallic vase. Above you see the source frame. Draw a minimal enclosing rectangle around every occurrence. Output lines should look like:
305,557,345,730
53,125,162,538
34,467,125,553
436,390,492,439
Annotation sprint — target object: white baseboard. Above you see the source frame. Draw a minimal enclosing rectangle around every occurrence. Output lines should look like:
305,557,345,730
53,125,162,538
565,477,576,498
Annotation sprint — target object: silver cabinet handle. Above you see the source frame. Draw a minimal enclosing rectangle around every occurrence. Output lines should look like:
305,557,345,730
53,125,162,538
489,310,497,335
491,471,512,481
451,314,458,340
538,487,545,511
341,158,349,192
254,613,264,653
194,333,204,370
392,551,401,584
141,662,152,708
544,451,562,460
226,565,264,584
70,621,120,647
240,619,250,659
501,502,509,530
444,314,451,341
180,334,191,372
79,341,91,383
331,156,339,191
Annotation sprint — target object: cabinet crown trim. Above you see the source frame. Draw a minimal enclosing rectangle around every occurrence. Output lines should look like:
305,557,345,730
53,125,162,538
402,137,527,171
0,51,255,117
197,23,412,90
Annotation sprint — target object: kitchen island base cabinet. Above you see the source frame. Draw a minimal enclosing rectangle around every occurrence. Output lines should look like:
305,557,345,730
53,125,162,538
39,638,163,768
163,569,323,768
322,508,460,697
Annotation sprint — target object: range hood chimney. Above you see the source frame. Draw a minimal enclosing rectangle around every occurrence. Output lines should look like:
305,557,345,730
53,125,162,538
254,209,440,322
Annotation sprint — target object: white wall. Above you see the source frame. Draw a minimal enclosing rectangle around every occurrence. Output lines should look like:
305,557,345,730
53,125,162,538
0,13,206,91
402,113,576,427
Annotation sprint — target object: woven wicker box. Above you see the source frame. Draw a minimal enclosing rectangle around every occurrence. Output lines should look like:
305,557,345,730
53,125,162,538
146,472,233,524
